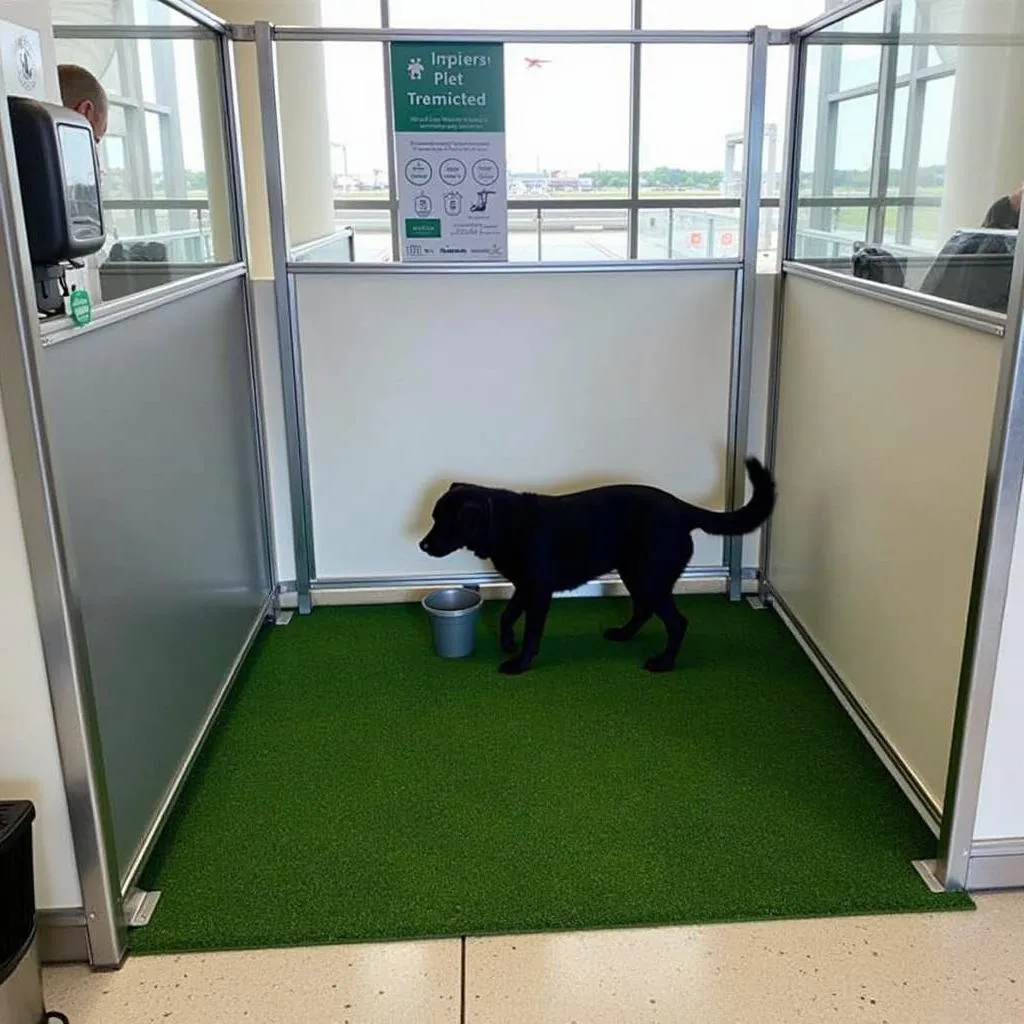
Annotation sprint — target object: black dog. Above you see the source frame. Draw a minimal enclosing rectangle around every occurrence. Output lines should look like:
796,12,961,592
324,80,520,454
419,458,776,675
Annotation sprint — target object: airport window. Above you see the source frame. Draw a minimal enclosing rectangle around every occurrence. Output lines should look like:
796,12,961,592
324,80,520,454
792,0,1020,316
51,0,237,304
280,0,850,267
641,0,826,31
386,0,632,30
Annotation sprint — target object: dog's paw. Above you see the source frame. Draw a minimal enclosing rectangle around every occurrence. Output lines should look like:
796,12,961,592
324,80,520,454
499,658,529,676
604,626,634,643
644,654,676,673
500,634,518,654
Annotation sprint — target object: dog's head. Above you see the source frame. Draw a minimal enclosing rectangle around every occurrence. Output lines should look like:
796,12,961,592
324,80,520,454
419,483,494,559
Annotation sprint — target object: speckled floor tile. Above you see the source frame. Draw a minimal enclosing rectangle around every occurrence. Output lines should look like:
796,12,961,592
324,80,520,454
465,892,1024,1024
43,938,461,1024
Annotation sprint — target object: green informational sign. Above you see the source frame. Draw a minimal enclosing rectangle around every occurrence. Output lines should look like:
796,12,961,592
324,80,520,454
68,287,92,326
390,41,507,262
390,42,505,134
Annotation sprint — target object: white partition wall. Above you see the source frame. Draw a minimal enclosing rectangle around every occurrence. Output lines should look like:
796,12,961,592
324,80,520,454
295,268,740,584
768,272,1001,817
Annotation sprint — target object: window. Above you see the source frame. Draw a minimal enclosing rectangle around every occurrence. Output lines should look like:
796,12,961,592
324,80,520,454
52,0,237,305
506,44,631,200
387,0,631,30
641,0,826,30
792,0,1021,316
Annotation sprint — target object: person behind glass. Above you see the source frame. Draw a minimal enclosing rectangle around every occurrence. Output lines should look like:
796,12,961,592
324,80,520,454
57,63,108,143
57,64,110,305
982,182,1022,230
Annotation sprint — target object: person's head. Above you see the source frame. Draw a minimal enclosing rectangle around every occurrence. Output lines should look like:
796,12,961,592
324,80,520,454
57,64,108,143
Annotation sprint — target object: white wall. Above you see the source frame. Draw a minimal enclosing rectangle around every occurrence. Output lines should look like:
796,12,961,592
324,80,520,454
256,270,776,586
0,0,82,910
974,484,1024,840
770,273,1001,808
293,268,747,582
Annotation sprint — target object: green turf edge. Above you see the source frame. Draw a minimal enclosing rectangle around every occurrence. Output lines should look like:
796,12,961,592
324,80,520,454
126,598,975,956
128,896,974,957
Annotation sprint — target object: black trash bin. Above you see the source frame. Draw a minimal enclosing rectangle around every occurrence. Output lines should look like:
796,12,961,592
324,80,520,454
0,801,45,1024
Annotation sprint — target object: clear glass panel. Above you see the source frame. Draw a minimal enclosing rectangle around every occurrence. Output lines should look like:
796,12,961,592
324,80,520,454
50,0,192,26
833,94,877,195
763,46,792,199
793,203,868,261
639,45,747,200
539,208,628,261
334,208,393,263
506,44,631,200
917,73,954,192
144,109,164,194
508,208,540,262
794,0,1021,315
131,0,192,27
279,42,390,262
138,38,158,104
388,0,630,29
641,0,826,30
637,207,742,259
315,0,382,27
48,31,238,301
887,83,908,193
838,45,882,91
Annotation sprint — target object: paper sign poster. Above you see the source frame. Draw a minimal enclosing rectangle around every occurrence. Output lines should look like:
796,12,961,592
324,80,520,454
390,41,507,262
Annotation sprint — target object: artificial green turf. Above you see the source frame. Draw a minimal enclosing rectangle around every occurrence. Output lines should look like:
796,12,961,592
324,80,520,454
132,597,971,954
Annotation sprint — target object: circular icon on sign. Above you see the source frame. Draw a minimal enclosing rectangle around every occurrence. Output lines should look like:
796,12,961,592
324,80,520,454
720,231,734,247
404,158,432,186
471,158,499,187
689,231,703,248
439,159,467,186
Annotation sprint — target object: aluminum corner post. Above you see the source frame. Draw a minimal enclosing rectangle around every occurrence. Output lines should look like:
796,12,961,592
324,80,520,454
217,27,279,603
937,225,1024,891
760,35,807,601
725,25,769,602
255,21,315,614
0,86,125,966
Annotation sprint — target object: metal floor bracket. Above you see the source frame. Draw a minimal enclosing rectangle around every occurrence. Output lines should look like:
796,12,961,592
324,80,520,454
746,595,766,610
911,859,946,894
124,888,162,928
274,610,294,626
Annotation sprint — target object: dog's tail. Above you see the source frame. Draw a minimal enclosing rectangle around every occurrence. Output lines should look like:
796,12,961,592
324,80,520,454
692,457,776,536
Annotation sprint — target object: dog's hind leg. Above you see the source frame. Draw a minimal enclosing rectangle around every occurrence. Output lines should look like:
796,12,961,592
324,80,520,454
645,592,688,673
500,591,524,654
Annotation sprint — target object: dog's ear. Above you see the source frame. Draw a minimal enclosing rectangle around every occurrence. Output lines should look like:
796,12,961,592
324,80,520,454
448,482,471,491
456,494,492,547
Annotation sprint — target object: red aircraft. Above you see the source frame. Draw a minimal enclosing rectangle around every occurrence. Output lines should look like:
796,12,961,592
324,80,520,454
524,57,551,69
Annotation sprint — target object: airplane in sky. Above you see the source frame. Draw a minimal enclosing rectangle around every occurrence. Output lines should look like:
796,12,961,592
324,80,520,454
524,57,551,69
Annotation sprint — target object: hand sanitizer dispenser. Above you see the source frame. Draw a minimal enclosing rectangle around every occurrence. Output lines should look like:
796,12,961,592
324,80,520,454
8,96,106,317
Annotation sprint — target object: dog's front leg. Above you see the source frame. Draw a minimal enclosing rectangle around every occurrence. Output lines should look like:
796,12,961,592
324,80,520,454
499,591,552,675
500,591,524,654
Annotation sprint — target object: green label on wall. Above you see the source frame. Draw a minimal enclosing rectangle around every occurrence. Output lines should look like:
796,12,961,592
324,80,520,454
390,41,505,134
68,288,92,326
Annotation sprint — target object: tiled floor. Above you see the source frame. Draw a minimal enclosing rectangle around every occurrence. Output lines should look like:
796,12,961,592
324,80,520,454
44,892,1024,1024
